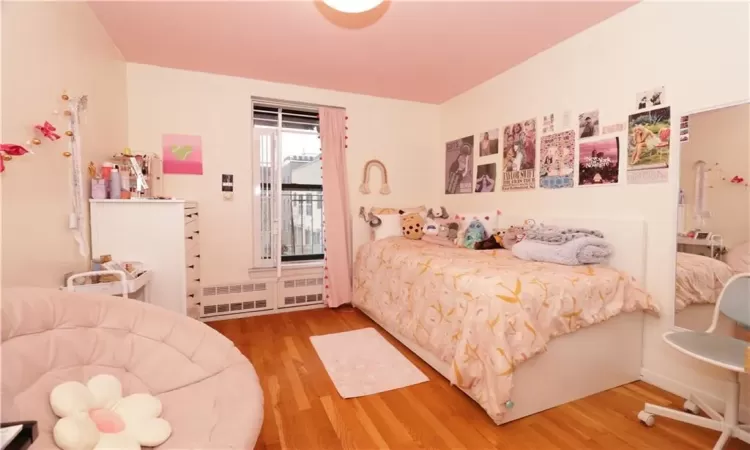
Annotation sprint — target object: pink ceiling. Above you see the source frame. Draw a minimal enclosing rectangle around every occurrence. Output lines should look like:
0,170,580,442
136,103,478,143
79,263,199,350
89,1,635,104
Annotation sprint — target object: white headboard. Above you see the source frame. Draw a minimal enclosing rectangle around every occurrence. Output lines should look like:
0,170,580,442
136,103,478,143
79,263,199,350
497,215,647,283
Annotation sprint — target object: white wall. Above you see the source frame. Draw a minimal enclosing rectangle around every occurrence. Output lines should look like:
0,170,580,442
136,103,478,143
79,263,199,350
440,2,749,404
680,103,749,248
126,64,440,285
1,1,128,287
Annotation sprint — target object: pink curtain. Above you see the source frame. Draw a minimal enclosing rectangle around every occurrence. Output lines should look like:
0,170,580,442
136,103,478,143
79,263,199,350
320,107,352,308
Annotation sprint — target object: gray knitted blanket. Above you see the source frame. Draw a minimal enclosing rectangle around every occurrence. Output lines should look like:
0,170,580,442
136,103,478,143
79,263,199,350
524,225,604,245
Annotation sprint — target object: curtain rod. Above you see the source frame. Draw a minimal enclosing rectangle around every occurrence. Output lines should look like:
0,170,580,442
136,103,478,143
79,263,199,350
252,96,345,112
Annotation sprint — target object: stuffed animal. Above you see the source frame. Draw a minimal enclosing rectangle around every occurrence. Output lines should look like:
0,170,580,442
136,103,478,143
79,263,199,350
426,206,449,220
474,230,506,250
424,207,450,236
502,226,525,249
438,222,459,241
399,210,425,240
462,219,487,249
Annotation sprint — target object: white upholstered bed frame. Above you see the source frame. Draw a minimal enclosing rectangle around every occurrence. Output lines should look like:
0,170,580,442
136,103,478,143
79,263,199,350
358,215,648,425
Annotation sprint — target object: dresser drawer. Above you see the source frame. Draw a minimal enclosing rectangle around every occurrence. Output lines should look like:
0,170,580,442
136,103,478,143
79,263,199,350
185,254,201,277
185,225,200,249
186,284,200,306
185,218,199,235
185,248,201,265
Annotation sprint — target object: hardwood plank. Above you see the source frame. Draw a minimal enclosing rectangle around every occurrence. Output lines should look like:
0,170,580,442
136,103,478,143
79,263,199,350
210,308,750,450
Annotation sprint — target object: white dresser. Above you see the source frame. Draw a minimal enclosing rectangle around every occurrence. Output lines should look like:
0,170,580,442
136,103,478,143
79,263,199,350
90,199,201,317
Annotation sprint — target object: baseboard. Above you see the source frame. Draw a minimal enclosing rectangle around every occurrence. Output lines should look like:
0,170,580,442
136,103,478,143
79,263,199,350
641,368,750,423
201,303,326,322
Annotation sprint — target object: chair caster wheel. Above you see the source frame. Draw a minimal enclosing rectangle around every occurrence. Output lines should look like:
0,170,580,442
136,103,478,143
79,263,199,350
683,400,700,415
638,410,655,427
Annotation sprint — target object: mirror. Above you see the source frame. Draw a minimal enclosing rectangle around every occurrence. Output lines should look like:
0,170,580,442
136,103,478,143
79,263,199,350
674,102,750,332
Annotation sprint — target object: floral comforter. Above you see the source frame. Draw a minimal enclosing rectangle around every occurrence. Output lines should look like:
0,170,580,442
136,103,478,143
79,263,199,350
352,237,658,422
675,252,735,312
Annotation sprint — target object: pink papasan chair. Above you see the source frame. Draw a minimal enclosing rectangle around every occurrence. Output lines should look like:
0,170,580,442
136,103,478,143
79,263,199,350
1,287,264,449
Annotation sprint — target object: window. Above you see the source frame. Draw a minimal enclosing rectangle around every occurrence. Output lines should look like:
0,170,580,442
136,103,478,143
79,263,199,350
252,101,323,266
305,193,313,215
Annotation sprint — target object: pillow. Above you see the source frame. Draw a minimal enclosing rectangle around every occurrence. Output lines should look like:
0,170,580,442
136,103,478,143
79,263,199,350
454,210,501,234
51,374,171,450
372,215,402,241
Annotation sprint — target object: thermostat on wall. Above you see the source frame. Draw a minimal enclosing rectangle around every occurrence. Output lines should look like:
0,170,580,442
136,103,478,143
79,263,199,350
222,174,233,200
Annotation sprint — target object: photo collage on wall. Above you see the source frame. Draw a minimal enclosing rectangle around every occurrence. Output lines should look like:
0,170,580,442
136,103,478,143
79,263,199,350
443,85,671,194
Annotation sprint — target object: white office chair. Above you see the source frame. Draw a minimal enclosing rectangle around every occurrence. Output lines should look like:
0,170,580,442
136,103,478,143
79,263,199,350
638,273,750,450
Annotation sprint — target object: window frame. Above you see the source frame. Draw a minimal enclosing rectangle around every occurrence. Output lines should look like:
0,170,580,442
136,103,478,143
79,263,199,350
251,101,323,268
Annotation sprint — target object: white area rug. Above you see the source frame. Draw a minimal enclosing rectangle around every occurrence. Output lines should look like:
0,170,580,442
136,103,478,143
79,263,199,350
310,327,429,398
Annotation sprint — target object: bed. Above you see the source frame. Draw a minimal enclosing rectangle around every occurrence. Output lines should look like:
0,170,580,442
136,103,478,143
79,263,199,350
675,252,735,312
674,251,738,332
352,234,657,425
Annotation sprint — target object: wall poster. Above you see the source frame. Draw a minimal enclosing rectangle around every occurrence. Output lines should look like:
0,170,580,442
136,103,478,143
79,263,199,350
445,135,474,194
502,118,537,191
539,130,576,189
478,129,499,157
579,137,620,186
627,106,671,184
475,163,496,192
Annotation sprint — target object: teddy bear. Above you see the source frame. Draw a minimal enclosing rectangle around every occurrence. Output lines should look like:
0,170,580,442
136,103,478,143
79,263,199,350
399,210,425,240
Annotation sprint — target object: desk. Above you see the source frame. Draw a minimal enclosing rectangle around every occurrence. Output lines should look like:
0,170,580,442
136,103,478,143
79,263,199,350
677,235,725,259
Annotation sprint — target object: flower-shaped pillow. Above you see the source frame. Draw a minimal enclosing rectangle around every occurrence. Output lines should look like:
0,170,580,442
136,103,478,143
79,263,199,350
50,374,172,450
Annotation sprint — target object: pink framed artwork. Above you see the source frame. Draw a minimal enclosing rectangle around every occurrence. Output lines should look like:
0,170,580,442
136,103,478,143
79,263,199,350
162,134,203,175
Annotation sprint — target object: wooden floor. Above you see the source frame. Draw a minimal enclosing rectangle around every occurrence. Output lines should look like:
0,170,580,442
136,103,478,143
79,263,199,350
210,307,750,450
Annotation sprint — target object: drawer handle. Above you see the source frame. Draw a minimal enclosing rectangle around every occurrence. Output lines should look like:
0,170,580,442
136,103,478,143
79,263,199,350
189,294,195,298
195,278,201,282
194,230,200,234
187,236,193,240
196,254,201,258
195,212,199,217
186,213,193,218
187,265,195,269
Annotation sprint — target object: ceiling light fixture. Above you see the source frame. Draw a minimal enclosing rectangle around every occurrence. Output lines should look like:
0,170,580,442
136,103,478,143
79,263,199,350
322,0,384,14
